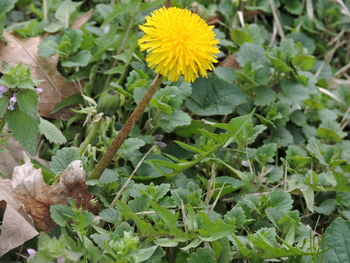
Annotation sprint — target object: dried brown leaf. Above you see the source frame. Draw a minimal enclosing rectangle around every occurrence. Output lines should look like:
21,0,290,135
220,55,240,70
0,31,80,119
0,181,38,257
72,9,94,29
0,154,92,256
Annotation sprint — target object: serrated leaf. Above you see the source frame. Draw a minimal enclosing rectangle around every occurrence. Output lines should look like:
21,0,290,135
236,43,267,66
320,218,350,263
187,247,217,263
50,147,80,173
50,204,75,227
39,118,67,145
16,89,38,119
6,110,39,155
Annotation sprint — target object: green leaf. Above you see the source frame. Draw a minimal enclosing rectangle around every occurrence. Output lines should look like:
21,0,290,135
0,0,16,13
186,76,246,116
55,0,81,27
99,208,119,224
132,246,158,263
187,247,217,263
51,93,83,114
320,218,350,263
0,97,8,118
50,204,75,227
267,191,293,213
315,199,336,216
158,111,191,132
39,118,67,145
254,86,276,106
236,43,267,66
214,67,236,83
292,55,315,71
265,127,294,147
317,121,346,143
59,29,83,55
6,110,39,155
284,0,303,15
224,206,246,228
255,143,277,164
38,36,59,57
117,201,158,235
287,32,315,53
61,50,91,67
16,89,38,119
50,147,80,173
230,28,253,46
151,201,187,237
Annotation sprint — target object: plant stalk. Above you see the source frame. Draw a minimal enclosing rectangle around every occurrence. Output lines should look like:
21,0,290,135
91,74,163,179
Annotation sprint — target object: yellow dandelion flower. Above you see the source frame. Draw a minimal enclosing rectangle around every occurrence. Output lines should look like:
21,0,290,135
138,7,220,83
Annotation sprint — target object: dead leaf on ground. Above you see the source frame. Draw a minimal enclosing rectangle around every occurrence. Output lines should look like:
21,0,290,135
0,182,38,257
0,154,92,256
0,131,49,178
0,31,80,120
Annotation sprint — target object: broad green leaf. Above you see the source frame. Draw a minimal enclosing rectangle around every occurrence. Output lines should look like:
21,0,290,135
255,143,277,164
50,204,75,227
158,111,191,132
16,89,38,119
187,247,217,263
99,208,119,224
6,110,39,155
39,118,67,145
230,28,253,46
186,76,246,116
55,0,81,27
314,199,336,216
132,246,158,263
254,86,276,106
267,191,293,213
213,67,236,83
50,147,80,173
38,36,59,57
236,43,267,66
320,218,350,263
0,0,16,13
0,97,7,118
317,121,347,143
61,50,91,67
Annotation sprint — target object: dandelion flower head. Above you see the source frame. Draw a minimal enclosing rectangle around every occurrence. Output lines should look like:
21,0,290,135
138,7,220,83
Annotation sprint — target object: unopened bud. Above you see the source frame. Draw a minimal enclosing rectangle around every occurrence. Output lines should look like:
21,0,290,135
97,90,120,117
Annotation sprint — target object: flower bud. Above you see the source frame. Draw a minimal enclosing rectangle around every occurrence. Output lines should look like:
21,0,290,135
96,90,120,117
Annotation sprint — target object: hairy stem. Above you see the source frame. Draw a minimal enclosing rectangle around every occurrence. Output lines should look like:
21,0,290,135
91,74,163,179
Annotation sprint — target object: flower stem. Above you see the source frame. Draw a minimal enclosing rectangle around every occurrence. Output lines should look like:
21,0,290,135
90,74,163,179
79,118,103,156
0,117,5,133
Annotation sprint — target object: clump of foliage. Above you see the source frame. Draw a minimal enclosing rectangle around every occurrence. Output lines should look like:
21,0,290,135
1,0,350,262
